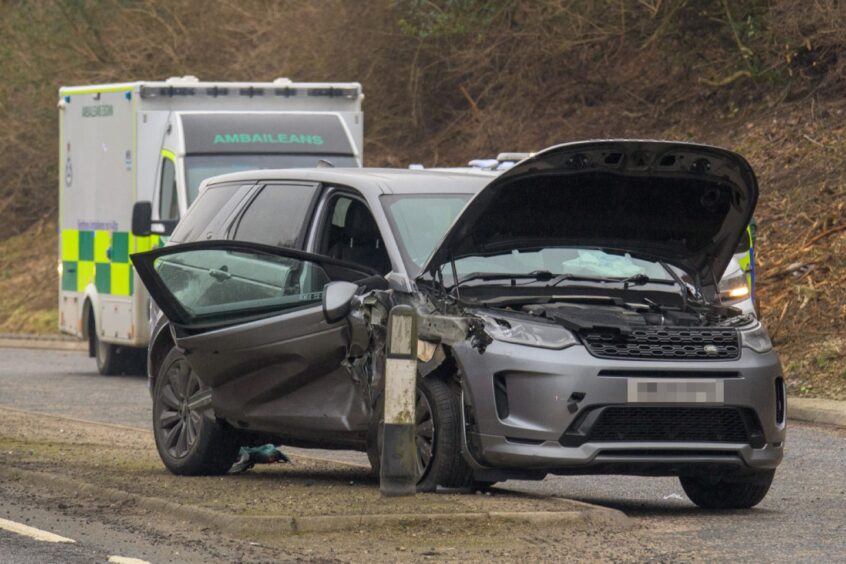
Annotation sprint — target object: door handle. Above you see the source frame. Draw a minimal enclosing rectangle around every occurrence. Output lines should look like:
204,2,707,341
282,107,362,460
208,267,231,282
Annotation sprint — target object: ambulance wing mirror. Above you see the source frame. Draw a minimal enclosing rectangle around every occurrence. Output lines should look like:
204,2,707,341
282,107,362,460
132,201,177,237
131,202,153,236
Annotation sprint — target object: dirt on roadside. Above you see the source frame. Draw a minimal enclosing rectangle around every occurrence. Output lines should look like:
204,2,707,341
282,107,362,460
0,407,595,518
0,407,653,562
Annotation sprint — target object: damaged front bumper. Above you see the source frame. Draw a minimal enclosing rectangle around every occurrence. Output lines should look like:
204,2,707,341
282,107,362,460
451,338,785,479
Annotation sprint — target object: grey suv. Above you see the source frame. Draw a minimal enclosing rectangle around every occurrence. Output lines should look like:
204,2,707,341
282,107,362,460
133,140,785,509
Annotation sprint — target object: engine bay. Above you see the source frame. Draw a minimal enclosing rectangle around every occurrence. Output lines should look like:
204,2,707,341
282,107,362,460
516,299,751,331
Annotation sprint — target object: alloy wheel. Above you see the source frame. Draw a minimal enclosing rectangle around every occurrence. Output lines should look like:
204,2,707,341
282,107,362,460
414,390,435,479
157,358,205,459
376,388,437,481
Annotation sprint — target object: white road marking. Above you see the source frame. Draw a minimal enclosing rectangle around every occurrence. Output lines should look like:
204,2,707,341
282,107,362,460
108,557,152,564
0,516,76,543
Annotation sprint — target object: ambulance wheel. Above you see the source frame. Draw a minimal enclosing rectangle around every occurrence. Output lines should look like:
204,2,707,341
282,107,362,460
90,317,145,376
153,348,239,475
94,333,123,375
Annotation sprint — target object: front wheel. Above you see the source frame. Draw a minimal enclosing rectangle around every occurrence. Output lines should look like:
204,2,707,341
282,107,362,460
90,316,145,376
679,469,775,509
153,348,239,475
368,376,472,492
93,329,124,375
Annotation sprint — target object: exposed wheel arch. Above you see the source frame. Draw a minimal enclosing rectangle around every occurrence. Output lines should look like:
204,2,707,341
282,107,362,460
148,322,176,392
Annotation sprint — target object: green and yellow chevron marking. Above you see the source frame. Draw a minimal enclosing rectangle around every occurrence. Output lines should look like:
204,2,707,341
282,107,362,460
61,229,162,295
738,226,754,288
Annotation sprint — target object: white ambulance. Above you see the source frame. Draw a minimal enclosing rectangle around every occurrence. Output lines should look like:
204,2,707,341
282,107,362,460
58,77,363,374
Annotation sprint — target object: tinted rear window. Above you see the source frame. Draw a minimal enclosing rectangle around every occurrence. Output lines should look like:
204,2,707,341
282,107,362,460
170,184,243,243
232,183,320,248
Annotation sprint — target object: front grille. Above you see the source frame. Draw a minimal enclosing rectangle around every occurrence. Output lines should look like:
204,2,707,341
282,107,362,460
585,406,751,443
581,327,740,360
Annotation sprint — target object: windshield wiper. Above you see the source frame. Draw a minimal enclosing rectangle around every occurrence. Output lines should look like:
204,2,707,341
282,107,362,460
455,270,681,290
618,273,679,289
452,270,555,290
545,273,677,288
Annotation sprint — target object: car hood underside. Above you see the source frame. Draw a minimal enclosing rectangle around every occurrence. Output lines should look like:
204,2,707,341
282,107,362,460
420,140,758,290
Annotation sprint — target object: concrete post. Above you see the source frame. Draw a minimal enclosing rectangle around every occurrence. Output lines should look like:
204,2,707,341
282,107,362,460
380,304,417,497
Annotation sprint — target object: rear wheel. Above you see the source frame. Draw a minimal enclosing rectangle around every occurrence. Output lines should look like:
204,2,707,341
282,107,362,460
368,376,472,492
153,348,239,475
680,470,775,509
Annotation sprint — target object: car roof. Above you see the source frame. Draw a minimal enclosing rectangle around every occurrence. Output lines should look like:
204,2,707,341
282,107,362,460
203,167,495,196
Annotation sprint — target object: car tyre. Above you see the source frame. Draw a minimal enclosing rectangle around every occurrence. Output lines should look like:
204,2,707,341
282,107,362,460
367,376,473,492
91,323,127,376
153,348,239,475
679,469,775,509
89,312,146,376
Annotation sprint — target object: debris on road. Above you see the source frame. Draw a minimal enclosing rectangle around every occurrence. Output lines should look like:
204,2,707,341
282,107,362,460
228,444,291,474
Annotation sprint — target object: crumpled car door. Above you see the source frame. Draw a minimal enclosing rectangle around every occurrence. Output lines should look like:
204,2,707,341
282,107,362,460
131,240,377,437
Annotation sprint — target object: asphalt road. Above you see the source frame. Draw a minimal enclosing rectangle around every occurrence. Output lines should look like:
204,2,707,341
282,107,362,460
2,347,845,561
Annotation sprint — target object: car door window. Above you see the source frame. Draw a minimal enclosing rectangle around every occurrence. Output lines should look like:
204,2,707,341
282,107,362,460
232,183,319,248
320,195,391,275
169,183,250,243
133,242,374,328
153,248,329,324
158,157,179,221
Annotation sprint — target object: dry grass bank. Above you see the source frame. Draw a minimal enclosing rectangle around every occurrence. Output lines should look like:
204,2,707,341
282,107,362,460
0,0,844,397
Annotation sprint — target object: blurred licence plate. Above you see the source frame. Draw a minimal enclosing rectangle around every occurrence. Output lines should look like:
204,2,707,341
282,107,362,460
627,379,724,403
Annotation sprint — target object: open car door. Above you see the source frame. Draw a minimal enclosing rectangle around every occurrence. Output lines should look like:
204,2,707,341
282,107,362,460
131,240,377,438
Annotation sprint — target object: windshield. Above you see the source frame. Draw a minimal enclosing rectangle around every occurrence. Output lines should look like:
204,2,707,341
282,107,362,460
450,248,674,284
185,154,358,204
381,194,473,274
381,194,674,284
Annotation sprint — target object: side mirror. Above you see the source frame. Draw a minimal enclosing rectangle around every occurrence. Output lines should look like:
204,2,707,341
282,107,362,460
131,201,153,236
322,281,359,323
132,201,178,237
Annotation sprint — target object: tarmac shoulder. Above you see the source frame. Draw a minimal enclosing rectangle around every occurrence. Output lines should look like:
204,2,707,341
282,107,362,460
788,397,846,429
0,333,86,351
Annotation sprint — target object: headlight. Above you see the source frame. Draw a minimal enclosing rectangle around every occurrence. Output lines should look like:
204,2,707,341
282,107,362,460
740,322,773,353
718,273,750,302
479,314,577,350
